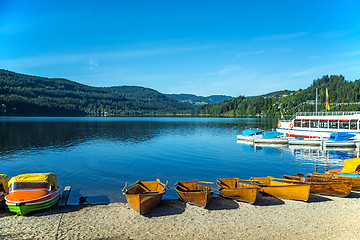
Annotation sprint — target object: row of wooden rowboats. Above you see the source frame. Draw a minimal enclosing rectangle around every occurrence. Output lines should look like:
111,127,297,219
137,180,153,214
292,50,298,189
123,158,360,214
2,158,360,216
122,173,359,215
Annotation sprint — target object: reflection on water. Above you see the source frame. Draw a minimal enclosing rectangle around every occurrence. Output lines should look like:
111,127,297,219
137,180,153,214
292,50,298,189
1,117,356,205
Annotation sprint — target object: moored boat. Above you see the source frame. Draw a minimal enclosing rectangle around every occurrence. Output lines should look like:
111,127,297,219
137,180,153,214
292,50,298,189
237,130,287,144
311,172,360,191
327,157,360,174
122,179,167,214
282,174,352,197
237,129,263,142
175,180,214,208
251,176,310,201
217,178,260,203
277,111,360,139
0,174,9,208
5,173,61,215
322,132,357,148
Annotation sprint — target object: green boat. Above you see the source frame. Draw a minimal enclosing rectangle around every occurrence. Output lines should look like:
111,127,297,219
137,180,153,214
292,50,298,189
5,173,61,215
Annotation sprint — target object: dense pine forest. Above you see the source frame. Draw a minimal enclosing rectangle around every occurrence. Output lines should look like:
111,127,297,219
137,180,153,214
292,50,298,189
0,69,193,116
1,69,359,117
196,75,360,118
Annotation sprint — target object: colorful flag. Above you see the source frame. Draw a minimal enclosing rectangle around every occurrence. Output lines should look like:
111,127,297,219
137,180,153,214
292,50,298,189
326,88,330,111
280,112,284,120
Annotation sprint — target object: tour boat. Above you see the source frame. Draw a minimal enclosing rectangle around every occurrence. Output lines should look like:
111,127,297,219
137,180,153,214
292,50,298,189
0,174,9,208
277,111,360,139
5,173,61,215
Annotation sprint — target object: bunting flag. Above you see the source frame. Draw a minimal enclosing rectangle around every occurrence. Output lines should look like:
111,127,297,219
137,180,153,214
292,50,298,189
326,88,330,111
280,112,284,120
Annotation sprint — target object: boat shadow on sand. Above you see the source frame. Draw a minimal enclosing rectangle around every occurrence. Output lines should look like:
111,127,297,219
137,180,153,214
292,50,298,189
254,192,333,205
145,197,240,218
144,199,187,218
0,204,86,218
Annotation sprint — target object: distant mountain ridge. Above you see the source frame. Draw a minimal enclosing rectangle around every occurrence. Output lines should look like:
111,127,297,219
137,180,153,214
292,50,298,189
0,69,193,116
166,93,233,106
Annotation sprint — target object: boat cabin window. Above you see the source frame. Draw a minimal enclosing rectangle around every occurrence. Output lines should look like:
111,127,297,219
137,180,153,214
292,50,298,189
310,120,318,128
339,120,350,129
319,120,328,128
350,120,358,130
294,120,301,127
329,120,338,129
301,120,309,128
10,182,51,192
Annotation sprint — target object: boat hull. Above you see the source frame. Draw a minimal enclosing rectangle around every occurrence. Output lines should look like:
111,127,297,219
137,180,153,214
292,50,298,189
312,173,360,191
252,177,310,201
287,138,322,146
323,140,356,148
283,174,352,197
175,180,214,208
217,178,259,203
123,180,166,215
7,194,60,215
125,193,164,215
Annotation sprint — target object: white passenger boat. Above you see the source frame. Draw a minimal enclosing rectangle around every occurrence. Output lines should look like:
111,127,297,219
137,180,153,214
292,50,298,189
277,111,360,139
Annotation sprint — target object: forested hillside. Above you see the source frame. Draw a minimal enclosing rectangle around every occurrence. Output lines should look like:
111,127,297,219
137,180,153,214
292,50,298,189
196,75,360,117
1,70,358,118
0,69,193,116
107,86,194,110
166,94,233,106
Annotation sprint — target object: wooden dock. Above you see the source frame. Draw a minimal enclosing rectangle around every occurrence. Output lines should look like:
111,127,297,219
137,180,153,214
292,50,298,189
58,186,71,207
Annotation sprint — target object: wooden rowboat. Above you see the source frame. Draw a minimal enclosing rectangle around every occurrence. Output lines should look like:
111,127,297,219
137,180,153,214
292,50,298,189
122,179,168,215
217,178,260,204
175,180,214,208
251,176,310,201
311,172,360,191
0,174,9,208
5,173,61,215
282,174,353,197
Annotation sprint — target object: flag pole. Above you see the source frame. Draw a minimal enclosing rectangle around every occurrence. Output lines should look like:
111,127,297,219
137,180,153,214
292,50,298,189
316,88,318,113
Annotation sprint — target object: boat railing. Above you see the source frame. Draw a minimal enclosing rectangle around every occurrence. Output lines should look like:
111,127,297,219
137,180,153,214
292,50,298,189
286,111,360,121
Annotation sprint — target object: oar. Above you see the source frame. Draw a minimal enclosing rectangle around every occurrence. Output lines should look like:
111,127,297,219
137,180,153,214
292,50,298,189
197,181,214,185
158,180,169,189
122,180,141,192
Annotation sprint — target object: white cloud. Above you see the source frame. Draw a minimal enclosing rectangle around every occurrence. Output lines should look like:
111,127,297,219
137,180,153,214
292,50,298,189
87,59,99,70
256,32,309,41
0,45,209,69
207,64,242,76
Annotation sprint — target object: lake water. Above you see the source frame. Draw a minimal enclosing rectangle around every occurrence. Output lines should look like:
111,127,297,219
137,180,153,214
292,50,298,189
0,117,358,205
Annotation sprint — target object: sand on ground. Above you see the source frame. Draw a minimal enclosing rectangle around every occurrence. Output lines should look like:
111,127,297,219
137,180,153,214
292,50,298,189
1,193,360,240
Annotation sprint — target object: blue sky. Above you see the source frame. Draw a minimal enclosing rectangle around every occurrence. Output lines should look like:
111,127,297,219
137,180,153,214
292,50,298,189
1,0,360,97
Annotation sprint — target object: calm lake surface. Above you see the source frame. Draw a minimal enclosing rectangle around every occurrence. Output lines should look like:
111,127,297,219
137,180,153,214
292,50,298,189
0,117,358,205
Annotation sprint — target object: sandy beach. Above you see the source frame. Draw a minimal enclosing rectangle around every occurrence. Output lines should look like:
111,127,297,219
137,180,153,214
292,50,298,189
1,192,360,240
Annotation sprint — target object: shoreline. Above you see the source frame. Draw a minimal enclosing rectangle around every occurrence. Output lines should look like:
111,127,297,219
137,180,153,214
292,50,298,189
1,193,360,240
